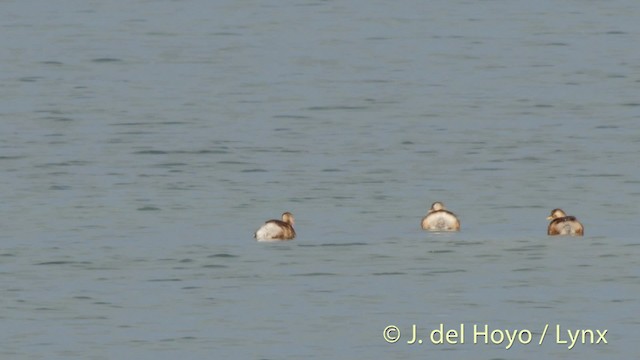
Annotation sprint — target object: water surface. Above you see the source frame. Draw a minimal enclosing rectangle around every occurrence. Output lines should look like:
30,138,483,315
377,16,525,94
1,0,639,359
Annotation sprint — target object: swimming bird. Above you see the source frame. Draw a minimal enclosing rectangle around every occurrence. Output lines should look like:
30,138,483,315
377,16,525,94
547,208,584,236
254,212,296,241
421,201,460,231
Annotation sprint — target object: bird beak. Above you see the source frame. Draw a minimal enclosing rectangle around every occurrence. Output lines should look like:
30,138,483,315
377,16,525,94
546,216,553,220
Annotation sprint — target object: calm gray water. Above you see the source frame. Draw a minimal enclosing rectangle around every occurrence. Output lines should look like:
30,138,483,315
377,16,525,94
2,0,639,359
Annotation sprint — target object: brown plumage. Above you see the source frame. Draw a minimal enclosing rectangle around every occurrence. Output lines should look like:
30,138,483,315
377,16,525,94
254,212,296,241
547,208,584,236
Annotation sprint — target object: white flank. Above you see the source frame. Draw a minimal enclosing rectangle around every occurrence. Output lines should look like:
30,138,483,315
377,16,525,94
255,222,283,241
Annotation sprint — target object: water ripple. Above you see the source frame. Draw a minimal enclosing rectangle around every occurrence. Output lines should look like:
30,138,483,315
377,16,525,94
292,272,338,277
